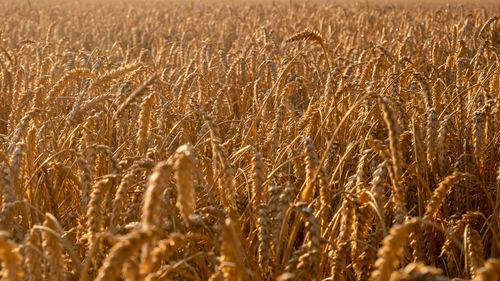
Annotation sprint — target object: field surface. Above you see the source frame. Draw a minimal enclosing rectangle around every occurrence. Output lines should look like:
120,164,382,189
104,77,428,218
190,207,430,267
0,1,499,280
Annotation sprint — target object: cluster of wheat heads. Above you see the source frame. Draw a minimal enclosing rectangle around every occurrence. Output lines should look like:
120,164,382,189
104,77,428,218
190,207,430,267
0,0,499,280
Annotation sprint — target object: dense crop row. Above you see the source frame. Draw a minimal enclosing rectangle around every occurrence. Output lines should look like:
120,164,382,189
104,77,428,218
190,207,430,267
0,1,499,280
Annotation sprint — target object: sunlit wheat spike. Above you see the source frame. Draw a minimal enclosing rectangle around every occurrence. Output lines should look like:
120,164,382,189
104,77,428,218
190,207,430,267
286,29,325,47
0,231,24,281
95,229,156,281
174,144,196,222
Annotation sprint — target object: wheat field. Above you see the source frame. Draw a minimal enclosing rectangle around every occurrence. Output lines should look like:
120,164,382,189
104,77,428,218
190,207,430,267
0,0,499,280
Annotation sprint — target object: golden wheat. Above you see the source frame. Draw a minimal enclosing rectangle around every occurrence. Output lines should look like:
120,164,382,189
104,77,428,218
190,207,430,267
0,0,499,280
